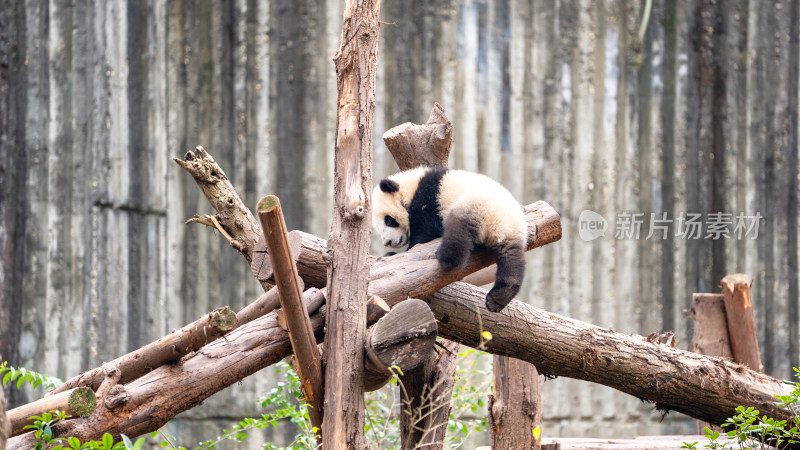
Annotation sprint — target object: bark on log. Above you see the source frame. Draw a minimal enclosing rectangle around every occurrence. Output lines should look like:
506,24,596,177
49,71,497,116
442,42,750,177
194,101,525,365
382,102,453,170
428,282,794,427
173,146,264,269
489,356,542,450
9,387,95,437
324,0,381,446
49,306,238,396
366,295,391,327
257,195,324,435
364,299,438,391
721,274,763,372
399,338,459,450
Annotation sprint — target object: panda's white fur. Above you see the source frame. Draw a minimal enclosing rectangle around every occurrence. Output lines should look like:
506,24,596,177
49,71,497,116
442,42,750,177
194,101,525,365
372,166,527,312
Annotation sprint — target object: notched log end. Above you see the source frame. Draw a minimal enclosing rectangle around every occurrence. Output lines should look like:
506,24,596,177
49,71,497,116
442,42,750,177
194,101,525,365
210,307,238,332
69,387,97,417
173,145,225,183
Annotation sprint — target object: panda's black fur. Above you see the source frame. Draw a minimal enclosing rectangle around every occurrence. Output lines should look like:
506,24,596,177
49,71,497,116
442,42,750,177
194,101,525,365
372,166,527,312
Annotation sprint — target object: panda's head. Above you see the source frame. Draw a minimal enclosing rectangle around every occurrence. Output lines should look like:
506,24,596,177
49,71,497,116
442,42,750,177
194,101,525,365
372,177,410,249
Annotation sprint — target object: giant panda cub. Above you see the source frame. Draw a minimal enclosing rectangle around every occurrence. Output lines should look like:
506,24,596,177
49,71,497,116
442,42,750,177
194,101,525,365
372,166,527,312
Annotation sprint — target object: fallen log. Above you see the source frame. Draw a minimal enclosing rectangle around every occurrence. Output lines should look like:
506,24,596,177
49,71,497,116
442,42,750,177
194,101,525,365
9,387,95,437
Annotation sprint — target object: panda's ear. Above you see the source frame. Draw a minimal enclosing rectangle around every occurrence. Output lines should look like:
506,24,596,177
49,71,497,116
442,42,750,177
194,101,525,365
379,179,399,193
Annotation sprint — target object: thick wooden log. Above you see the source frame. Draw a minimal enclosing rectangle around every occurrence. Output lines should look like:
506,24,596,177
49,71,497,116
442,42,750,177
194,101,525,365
324,0,381,447
399,338,460,449
236,286,283,326
382,103,453,170
721,274,763,372
363,299,437,391
9,387,95,437
49,306,238,396
257,195,324,435
428,282,794,428
489,356,541,450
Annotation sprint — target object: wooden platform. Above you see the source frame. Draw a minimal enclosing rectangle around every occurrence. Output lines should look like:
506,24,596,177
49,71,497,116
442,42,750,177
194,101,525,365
476,435,730,449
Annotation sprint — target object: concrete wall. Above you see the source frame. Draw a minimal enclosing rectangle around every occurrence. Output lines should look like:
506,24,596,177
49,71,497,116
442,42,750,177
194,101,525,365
1,0,798,445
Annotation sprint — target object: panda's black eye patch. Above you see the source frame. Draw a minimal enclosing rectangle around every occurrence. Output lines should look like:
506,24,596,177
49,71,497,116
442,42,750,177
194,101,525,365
384,215,400,228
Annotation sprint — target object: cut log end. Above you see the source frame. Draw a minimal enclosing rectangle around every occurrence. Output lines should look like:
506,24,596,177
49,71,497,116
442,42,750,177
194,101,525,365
256,195,281,214
364,299,438,391
68,387,97,417
211,307,238,332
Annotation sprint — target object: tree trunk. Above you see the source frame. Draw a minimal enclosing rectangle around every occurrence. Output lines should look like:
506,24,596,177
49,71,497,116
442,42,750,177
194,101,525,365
399,338,460,450
324,0,381,446
489,356,541,450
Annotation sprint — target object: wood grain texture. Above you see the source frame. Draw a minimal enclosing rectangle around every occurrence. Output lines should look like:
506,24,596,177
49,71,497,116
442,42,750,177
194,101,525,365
489,355,541,450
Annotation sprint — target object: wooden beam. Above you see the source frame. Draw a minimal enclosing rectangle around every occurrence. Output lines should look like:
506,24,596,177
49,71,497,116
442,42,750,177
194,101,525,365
9,387,95,437
49,306,237,396
324,0,381,446
257,195,324,436
720,274,763,372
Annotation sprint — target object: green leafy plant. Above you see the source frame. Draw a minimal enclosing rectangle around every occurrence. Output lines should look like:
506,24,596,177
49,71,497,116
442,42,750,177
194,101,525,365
0,361,63,390
24,410,146,450
683,367,800,450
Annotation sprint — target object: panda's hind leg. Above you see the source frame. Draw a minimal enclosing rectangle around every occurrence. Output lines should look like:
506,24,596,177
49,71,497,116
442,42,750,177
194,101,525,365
436,213,480,270
485,240,525,312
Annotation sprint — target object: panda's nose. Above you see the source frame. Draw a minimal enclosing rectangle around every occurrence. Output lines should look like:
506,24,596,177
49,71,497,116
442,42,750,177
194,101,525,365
386,239,393,247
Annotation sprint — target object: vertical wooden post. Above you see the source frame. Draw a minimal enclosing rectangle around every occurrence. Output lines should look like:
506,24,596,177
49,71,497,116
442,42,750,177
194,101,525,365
325,0,381,447
489,356,542,450
691,293,733,433
257,195,324,437
721,274,763,372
